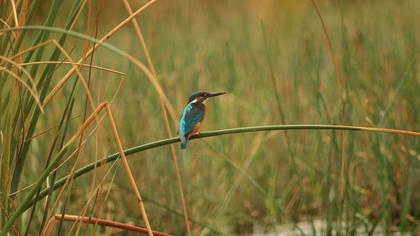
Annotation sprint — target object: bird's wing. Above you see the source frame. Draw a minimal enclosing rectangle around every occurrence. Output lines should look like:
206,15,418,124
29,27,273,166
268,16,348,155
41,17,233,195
179,104,204,137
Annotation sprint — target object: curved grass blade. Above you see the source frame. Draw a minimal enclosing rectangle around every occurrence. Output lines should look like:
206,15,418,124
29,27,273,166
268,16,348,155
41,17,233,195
21,124,420,211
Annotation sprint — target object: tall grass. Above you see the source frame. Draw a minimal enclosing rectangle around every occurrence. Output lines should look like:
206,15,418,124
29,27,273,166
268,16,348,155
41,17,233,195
1,0,419,235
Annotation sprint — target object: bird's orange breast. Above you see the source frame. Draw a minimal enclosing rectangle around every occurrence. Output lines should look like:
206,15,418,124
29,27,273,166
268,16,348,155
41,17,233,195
191,122,201,136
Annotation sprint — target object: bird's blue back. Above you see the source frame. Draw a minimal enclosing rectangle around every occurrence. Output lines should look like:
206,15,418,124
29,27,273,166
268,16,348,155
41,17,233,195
179,103,205,149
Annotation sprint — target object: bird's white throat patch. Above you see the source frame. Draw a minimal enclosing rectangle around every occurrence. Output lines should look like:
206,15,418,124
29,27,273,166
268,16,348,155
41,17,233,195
190,98,206,104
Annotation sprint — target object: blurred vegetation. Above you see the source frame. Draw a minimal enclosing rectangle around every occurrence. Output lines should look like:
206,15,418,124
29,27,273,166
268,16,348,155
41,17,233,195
0,0,419,235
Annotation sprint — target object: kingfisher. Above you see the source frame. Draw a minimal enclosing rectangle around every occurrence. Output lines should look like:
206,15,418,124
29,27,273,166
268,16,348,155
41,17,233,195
178,91,226,149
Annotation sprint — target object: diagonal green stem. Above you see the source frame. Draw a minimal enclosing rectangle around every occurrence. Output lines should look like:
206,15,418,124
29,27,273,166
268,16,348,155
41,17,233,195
20,124,419,214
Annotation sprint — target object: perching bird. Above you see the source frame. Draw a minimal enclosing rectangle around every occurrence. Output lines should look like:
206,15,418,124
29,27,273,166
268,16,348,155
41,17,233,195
179,91,226,149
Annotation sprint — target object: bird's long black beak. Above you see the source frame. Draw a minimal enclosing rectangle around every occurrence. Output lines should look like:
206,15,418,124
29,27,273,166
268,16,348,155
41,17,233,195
207,92,226,97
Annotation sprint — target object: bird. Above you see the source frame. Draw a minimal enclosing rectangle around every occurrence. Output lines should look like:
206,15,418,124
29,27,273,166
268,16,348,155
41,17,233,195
178,91,226,149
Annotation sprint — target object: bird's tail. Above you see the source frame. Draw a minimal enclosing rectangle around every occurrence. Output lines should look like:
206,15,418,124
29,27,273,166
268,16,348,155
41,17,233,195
180,134,187,149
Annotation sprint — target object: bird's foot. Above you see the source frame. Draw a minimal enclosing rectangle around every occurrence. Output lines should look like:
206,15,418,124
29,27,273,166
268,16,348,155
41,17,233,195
191,132,200,138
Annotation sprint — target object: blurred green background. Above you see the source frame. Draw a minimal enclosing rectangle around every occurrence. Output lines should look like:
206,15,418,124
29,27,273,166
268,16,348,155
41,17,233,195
1,0,419,235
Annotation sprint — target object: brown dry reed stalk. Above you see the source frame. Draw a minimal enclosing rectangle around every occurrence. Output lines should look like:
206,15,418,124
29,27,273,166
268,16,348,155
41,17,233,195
42,214,171,236
19,61,125,75
122,0,192,235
